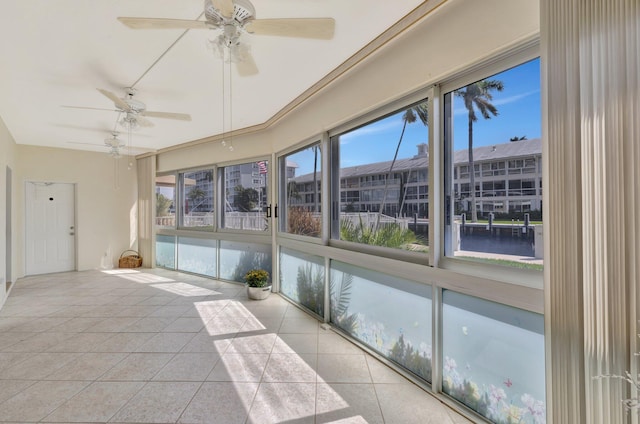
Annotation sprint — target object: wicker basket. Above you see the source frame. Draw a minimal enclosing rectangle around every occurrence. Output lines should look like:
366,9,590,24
118,250,143,268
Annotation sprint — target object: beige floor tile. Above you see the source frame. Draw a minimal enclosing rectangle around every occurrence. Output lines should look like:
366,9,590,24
280,317,320,334
0,316,33,331
48,316,106,332
1,331,73,352
0,380,89,422
112,304,163,317
178,382,258,424
109,381,201,423
247,382,316,424
180,333,232,353
375,383,456,424
318,332,366,354
135,332,196,352
207,353,269,382
44,352,128,380
272,333,319,354
148,304,192,317
121,316,176,332
226,333,277,354
202,316,247,336
90,332,156,352
8,316,72,333
316,383,384,424
162,317,206,332
136,295,177,306
83,317,141,332
317,354,372,383
0,379,35,403
153,352,221,381
100,353,174,381
366,355,412,384
263,353,317,383
47,332,115,353
239,315,283,333
0,352,81,380
0,351,34,371
43,381,145,423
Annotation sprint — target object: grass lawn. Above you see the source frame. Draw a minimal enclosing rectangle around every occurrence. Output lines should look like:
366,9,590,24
459,256,544,271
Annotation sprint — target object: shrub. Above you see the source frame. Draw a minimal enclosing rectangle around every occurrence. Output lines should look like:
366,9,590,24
244,269,270,287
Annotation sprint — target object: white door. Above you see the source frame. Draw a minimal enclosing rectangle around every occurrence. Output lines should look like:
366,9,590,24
25,182,76,275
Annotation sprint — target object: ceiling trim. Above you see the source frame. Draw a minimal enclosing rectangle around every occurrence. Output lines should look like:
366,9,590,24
150,0,448,157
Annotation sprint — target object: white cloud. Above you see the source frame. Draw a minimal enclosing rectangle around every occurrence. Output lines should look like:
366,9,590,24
453,89,539,115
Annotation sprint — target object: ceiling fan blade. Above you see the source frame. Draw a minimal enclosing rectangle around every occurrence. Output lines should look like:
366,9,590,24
211,0,235,19
142,111,192,121
62,105,118,112
245,18,335,39
134,115,154,128
97,88,131,112
236,51,259,77
117,17,210,30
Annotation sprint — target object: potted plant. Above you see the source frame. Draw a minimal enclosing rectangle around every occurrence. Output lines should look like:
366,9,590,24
244,269,271,300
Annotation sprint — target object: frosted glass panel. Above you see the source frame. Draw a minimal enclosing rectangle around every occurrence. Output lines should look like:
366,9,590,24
219,241,271,283
330,261,432,381
177,237,216,277
442,290,545,423
279,247,324,317
156,234,175,269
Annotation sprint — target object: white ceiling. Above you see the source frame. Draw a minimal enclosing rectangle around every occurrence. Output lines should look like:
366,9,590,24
0,0,425,155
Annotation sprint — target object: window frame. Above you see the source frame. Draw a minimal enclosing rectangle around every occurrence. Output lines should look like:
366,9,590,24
217,156,272,235
276,138,325,243
437,45,542,290
155,171,178,230
328,91,433,266
177,166,216,232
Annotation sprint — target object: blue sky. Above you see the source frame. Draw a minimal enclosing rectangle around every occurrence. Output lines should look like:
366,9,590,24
291,58,540,176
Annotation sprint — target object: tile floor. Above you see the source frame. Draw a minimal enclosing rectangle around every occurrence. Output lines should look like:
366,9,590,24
0,268,472,423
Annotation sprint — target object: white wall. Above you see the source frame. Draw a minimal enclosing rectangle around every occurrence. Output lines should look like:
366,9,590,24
15,146,138,275
0,115,17,308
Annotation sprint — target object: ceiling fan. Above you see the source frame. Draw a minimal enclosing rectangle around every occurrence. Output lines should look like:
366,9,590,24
117,0,335,76
68,132,155,158
64,87,192,129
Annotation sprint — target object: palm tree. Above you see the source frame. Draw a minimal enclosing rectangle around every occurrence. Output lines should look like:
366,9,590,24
455,80,504,222
375,102,429,229
186,187,206,212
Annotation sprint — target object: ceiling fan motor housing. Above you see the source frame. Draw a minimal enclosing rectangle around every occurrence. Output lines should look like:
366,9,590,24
205,0,255,24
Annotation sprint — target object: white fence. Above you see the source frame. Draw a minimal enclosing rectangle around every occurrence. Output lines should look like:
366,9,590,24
156,212,267,230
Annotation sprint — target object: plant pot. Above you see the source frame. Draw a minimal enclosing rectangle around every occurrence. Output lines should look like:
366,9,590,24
246,285,272,300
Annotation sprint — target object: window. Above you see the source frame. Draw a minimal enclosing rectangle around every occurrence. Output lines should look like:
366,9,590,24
444,58,542,269
280,247,324,317
442,291,545,422
279,144,321,238
155,174,176,228
220,160,269,231
180,169,214,229
331,261,432,381
331,100,430,255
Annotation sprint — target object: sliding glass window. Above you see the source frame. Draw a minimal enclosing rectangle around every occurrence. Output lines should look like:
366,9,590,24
330,100,429,257
179,168,214,230
444,58,542,270
220,160,269,231
155,174,176,229
279,143,322,238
